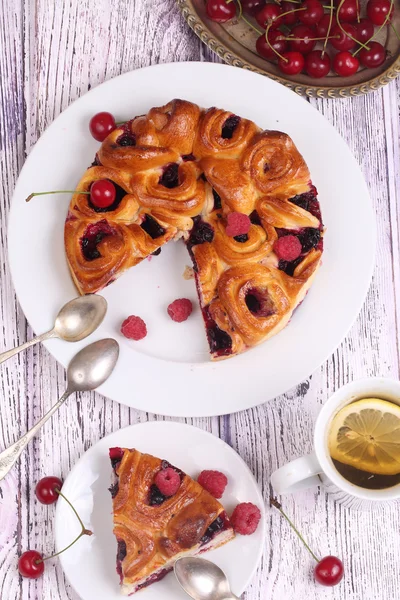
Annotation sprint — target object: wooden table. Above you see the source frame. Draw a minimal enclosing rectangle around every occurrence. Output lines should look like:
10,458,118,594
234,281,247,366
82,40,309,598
1,1,399,599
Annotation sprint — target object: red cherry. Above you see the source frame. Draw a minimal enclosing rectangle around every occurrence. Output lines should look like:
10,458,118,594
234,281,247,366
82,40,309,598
330,23,356,51
337,0,359,22
298,0,324,26
255,3,282,29
316,13,337,36
354,18,375,43
305,50,331,77
241,0,265,15
314,556,344,586
333,50,359,75
89,112,116,142
359,41,386,67
90,180,116,208
278,51,305,74
256,30,288,59
18,551,45,579
366,0,393,25
206,0,236,21
35,476,63,505
289,25,317,54
281,1,299,25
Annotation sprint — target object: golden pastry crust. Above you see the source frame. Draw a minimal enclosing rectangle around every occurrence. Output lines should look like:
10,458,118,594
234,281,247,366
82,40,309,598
64,99,324,359
110,448,234,594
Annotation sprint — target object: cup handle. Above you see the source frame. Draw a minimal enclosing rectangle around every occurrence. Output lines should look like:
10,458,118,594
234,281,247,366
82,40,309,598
271,452,322,494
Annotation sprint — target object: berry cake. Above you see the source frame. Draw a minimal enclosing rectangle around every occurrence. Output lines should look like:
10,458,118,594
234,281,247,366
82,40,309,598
109,448,235,595
64,99,324,359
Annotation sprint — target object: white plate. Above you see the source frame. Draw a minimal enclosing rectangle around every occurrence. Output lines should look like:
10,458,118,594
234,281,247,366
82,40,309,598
8,62,375,417
54,421,266,600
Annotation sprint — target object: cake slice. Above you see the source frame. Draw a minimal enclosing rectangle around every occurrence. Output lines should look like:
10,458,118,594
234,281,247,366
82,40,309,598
109,448,235,595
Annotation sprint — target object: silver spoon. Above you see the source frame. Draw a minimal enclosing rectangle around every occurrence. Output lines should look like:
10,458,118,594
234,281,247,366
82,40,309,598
0,294,107,364
174,557,240,600
0,338,119,481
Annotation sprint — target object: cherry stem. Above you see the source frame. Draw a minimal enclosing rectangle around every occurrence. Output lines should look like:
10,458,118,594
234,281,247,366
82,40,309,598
26,190,89,202
336,0,370,49
270,497,320,563
264,5,308,61
390,21,400,42
236,0,264,33
353,1,393,56
356,0,360,22
322,0,335,56
35,488,93,565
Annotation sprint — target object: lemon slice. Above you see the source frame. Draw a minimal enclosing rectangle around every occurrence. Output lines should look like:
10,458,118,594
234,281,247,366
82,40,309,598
328,398,400,476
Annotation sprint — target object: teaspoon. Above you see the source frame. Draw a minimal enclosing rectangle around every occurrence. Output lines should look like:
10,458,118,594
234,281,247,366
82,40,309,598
0,338,119,481
174,557,240,600
0,294,107,364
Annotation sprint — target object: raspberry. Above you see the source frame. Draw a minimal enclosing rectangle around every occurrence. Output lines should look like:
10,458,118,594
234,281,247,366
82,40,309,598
120,315,147,340
230,502,261,535
154,467,181,496
167,298,193,323
273,235,302,262
225,212,251,237
197,470,228,499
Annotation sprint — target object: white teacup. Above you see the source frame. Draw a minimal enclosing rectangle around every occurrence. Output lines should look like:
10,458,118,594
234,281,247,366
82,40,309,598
271,377,400,506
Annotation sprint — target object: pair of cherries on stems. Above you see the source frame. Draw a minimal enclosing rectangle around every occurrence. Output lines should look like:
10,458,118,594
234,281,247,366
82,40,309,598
26,113,120,208
206,0,394,78
18,477,92,579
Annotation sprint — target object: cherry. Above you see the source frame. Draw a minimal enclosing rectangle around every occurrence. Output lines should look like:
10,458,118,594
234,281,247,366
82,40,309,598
90,180,116,208
354,18,375,43
206,0,236,21
298,0,324,26
316,13,337,36
256,30,288,59
337,0,359,22
270,498,344,588
278,51,305,74
333,50,359,75
314,556,344,586
89,112,116,142
241,0,265,15
18,551,45,579
366,0,393,25
330,23,356,50
289,25,317,54
305,50,331,77
359,41,386,67
281,1,299,25
35,476,63,505
255,3,282,29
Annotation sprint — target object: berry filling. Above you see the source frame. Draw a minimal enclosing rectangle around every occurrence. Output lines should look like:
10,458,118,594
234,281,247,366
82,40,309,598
249,210,261,226
90,154,102,167
212,189,222,210
221,115,241,139
159,163,179,188
203,307,232,357
187,217,214,252
109,447,125,470
278,257,303,276
89,181,127,213
152,247,161,256
182,153,195,161
289,187,322,222
136,568,172,592
109,482,119,499
298,228,321,252
245,288,276,317
234,234,248,243
200,511,230,546
140,214,166,239
81,220,114,261
116,133,136,146
117,540,127,564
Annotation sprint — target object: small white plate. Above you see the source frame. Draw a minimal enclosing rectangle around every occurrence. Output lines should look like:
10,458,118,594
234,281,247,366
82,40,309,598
8,62,375,416
54,421,266,600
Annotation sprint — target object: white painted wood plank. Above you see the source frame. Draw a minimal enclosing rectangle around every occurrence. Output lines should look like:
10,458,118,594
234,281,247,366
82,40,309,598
0,1,399,599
